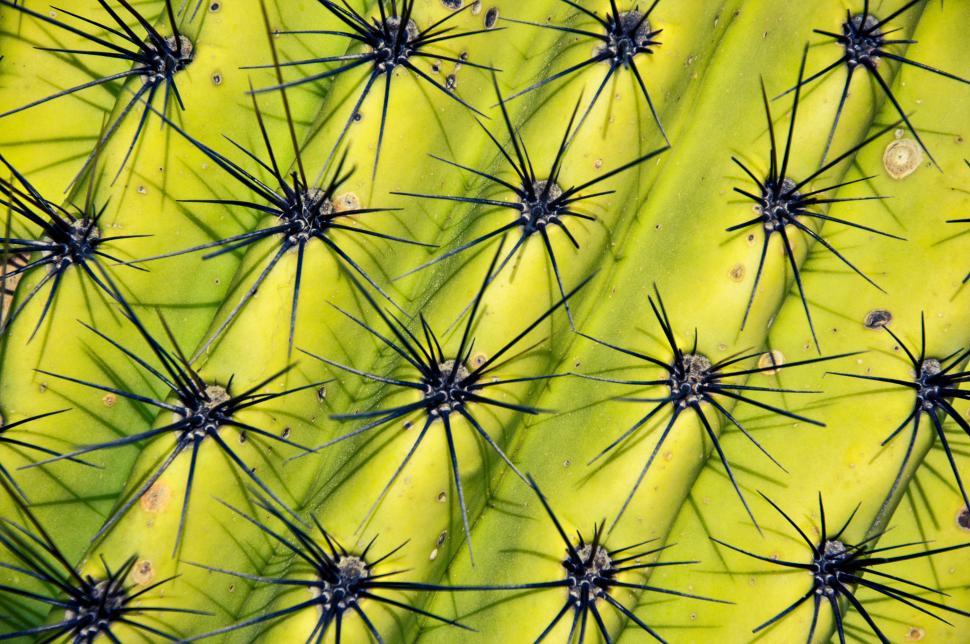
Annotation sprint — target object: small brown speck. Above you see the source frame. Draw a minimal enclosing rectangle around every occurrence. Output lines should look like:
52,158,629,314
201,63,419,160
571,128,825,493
131,559,154,585
102,393,117,407
729,263,745,282
211,72,223,85
140,481,171,513
334,192,360,213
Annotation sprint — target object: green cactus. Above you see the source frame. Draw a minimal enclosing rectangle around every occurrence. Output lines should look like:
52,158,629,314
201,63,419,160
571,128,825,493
0,0,968,642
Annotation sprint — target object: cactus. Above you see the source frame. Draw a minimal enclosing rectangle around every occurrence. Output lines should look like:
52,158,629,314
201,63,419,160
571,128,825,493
0,0,968,642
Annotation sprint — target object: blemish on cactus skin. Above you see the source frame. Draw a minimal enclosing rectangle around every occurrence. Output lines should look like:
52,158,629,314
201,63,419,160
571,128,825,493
906,626,925,641
864,309,892,329
729,50,902,352
1,253,28,317
485,7,499,29
757,350,784,374
0,492,192,641
958,506,970,531
102,394,117,407
783,1,970,167
211,72,223,86
883,138,922,179
132,559,154,585
729,263,745,282
140,481,172,514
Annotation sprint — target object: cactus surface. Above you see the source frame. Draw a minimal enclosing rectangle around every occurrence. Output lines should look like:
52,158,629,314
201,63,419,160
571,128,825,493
0,1,968,642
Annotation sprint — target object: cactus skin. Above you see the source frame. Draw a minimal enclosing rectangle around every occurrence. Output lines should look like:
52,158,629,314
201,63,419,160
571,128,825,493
0,1,968,643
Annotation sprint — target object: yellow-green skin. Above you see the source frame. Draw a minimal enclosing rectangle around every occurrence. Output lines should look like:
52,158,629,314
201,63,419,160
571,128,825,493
0,0,967,643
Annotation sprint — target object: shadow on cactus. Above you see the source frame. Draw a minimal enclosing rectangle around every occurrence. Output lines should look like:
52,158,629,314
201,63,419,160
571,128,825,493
0,155,144,340
185,491,488,642
504,0,667,142
249,0,497,175
830,315,970,519
712,492,970,643
300,249,587,561
0,0,195,184
730,49,903,353
950,214,969,283
780,0,969,166
24,301,328,554
575,285,853,529
0,409,79,501
0,480,206,641
395,77,667,325
132,87,429,358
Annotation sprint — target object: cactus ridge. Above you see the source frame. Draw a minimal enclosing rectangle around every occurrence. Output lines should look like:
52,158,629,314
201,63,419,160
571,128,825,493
574,286,855,530
712,492,970,643
127,90,429,357
251,0,498,176
23,300,328,554
185,491,495,642
777,0,969,166
502,0,667,143
0,480,203,641
0,155,139,341
830,316,970,517
300,248,587,562
507,476,723,644
730,50,904,353
0,0,195,185
393,78,668,324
